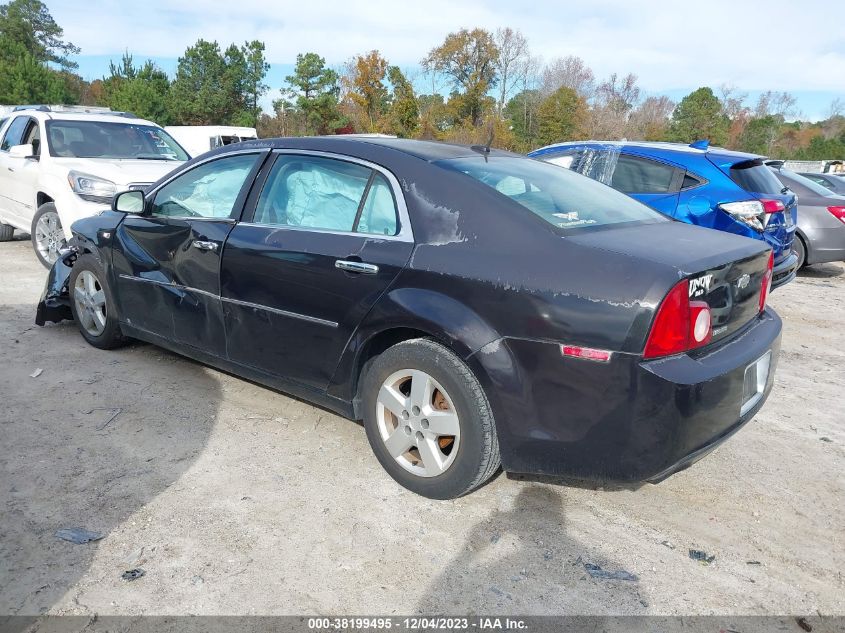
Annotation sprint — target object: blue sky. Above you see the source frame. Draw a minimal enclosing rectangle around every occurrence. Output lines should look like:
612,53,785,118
52,0,844,122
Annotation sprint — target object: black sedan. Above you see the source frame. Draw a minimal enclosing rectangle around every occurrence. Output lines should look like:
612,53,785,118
36,137,782,499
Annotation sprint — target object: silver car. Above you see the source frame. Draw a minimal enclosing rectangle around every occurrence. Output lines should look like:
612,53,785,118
768,165,845,267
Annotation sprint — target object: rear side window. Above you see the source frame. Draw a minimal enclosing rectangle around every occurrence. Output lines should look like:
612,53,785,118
610,155,677,194
0,116,29,151
253,155,399,235
437,155,668,232
682,173,704,189
730,159,785,195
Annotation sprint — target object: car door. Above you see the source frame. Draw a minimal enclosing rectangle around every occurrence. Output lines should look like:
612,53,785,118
8,118,43,221
221,150,414,391
609,153,684,215
111,150,266,355
0,115,32,225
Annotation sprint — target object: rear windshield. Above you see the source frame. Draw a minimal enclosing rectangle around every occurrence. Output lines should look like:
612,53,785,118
435,155,668,232
729,159,785,195
776,168,838,197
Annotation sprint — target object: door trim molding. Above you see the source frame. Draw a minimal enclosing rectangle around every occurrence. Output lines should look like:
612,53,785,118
118,273,338,328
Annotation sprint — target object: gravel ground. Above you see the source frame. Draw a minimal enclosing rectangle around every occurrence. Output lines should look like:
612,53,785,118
0,235,843,617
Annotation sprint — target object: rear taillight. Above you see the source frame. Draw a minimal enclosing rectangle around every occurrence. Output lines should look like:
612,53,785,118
719,200,767,232
761,199,785,213
643,279,712,359
759,251,774,313
827,206,845,224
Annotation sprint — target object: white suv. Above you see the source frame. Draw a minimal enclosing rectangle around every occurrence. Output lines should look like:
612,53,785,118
0,107,189,267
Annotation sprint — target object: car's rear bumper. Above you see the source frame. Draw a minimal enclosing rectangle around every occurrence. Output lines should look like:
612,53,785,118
771,251,798,289
802,222,845,266
469,308,782,482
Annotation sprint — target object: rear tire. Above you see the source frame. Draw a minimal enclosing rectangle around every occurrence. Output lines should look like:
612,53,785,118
362,338,500,499
0,223,13,241
793,234,807,269
31,203,66,268
68,254,127,350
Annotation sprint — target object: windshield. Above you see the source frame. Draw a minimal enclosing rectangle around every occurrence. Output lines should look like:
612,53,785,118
435,155,668,231
46,120,189,161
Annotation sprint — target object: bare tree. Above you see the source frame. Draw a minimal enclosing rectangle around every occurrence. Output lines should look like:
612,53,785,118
541,55,595,98
754,91,797,119
493,27,529,115
717,83,748,120
627,95,675,140
595,73,640,114
587,72,640,139
829,97,844,118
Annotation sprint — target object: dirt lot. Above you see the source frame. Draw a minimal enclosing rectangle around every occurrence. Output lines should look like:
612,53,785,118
0,235,843,617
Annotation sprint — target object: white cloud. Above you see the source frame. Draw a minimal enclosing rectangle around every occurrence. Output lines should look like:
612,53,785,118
51,0,845,94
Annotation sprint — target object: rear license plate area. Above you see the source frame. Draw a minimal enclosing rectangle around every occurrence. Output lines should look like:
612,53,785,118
741,351,772,416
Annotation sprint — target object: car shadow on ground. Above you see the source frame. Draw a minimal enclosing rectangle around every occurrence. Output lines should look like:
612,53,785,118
415,485,649,615
0,304,218,616
797,262,844,279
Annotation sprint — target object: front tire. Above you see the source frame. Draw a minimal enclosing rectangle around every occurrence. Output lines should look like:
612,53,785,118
31,203,66,268
362,338,500,499
68,254,127,350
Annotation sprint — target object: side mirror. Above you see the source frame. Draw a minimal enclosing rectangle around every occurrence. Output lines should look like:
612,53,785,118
9,143,35,159
112,190,145,214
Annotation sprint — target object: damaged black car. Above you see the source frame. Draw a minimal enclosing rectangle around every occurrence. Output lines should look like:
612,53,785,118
37,137,781,499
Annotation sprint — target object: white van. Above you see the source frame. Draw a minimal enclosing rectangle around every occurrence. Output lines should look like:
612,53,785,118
164,126,258,158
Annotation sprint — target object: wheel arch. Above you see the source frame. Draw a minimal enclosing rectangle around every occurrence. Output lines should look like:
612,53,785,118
793,229,809,266
36,191,55,208
327,288,504,417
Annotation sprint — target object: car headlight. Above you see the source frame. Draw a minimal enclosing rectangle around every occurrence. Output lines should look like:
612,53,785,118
67,171,117,204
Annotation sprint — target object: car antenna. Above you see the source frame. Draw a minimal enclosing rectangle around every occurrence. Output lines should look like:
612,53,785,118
471,119,495,161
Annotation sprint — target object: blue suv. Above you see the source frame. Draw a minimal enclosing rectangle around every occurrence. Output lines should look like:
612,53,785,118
529,141,799,288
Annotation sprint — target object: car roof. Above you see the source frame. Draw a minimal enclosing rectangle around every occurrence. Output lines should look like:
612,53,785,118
236,136,519,163
534,140,762,163
12,110,158,127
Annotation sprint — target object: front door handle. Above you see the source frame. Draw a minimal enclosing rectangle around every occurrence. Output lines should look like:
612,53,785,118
335,260,379,275
192,240,219,252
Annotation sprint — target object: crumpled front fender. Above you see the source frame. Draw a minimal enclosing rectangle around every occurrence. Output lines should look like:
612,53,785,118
35,246,77,326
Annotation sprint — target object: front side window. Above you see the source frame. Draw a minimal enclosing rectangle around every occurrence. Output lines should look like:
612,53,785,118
45,120,189,161
23,119,41,156
253,155,399,235
438,156,668,231
0,116,30,152
151,153,259,219
610,155,677,194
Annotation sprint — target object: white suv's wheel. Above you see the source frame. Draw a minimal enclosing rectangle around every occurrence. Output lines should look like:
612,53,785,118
362,338,500,499
31,203,66,268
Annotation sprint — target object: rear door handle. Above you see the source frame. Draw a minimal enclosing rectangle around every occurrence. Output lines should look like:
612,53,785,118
192,240,219,252
335,260,379,275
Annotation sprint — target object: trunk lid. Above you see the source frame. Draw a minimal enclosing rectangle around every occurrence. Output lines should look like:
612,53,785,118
569,222,770,343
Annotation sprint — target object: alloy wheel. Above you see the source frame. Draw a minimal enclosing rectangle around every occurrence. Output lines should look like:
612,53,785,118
375,369,461,477
34,210,65,264
73,270,107,337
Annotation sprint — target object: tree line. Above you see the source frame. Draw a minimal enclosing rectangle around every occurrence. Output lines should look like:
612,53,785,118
2,0,843,160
